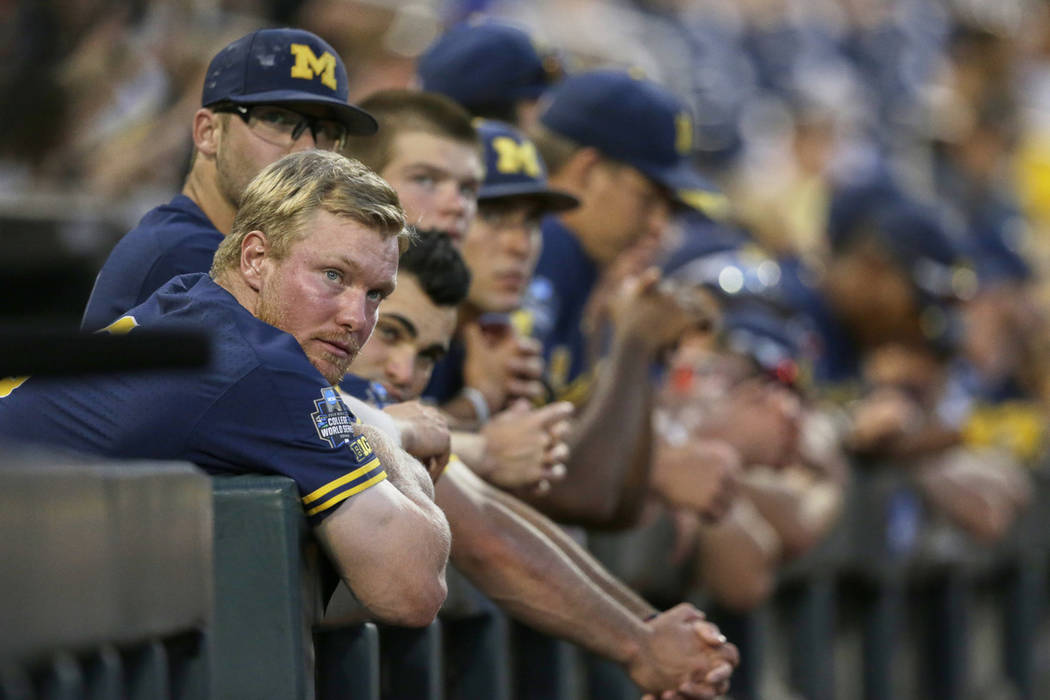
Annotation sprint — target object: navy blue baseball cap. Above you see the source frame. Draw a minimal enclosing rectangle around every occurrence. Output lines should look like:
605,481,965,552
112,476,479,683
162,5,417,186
476,120,579,213
201,28,377,135
539,70,720,206
418,21,561,109
721,298,811,383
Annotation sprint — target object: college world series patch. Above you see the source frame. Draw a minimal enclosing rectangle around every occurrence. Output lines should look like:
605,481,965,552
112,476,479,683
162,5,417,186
311,387,358,447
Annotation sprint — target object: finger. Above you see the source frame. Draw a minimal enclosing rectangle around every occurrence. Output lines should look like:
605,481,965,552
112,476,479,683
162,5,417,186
674,679,718,700
542,463,567,482
547,419,572,442
693,621,727,647
720,642,740,667
703,661,733,686
514,335,544,356
532,401,575,426
544,442,570,465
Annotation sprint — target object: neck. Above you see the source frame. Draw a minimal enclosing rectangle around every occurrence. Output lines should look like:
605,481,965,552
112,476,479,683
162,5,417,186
545,171,609,270
214,269,258,316
182,162,236,236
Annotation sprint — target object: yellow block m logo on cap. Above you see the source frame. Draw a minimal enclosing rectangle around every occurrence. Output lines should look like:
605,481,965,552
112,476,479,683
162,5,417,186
492,137,541,176
289,44,338,91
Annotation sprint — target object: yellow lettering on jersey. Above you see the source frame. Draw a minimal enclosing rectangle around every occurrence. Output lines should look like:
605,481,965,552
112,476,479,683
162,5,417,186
0,376,29,398
289,44,338,90
675,112,693,155
350,434,373,461
492,136,542,177
100,315,139,335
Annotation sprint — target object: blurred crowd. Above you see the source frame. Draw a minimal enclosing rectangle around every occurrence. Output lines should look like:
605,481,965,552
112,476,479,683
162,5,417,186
5,0,1050,690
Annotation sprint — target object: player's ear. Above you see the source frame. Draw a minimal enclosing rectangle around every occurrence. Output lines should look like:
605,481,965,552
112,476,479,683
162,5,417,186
192,108,223,157
564,146,603,190
241,231,270,292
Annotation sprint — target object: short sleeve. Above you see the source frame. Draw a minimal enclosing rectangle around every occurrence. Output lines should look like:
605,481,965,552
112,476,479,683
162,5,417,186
192,368,388,526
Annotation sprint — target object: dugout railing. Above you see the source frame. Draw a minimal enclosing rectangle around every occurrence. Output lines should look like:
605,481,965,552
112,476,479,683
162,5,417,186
5,453,1050,699
0,446,213,700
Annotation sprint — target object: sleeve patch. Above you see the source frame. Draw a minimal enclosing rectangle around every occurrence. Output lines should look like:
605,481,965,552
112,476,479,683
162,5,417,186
311,386,359,447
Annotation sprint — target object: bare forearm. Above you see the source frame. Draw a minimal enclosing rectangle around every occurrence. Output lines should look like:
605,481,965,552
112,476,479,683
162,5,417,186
357,424,435,502
527,336,654,526
317,480,450,627
439,464,646,664
738,469,841,560
489,484,656,618
449,430,486,473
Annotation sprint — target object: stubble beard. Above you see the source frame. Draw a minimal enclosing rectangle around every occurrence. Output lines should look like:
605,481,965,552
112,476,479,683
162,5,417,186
256,288,357,385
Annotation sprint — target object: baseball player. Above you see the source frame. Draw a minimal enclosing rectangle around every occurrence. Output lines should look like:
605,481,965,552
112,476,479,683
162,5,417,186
2,151,451,628
82,27,375,331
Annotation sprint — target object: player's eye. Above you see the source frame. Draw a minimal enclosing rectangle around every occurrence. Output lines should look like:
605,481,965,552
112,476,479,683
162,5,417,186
410,173,437,188
324,269,342,283
376,323,401,343
366,289,385,302
253,106,299,128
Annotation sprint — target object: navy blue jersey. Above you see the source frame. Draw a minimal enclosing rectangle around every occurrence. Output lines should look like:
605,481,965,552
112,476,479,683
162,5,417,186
422,338,466,405
82,195,223,331
2,274,385,525
518,217,598,397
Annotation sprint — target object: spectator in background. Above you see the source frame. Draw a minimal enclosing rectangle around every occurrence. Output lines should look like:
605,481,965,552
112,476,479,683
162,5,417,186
342,232,740,700
810,178,1032,543
415,19,564,129
0,150,452,628
82,27,377,331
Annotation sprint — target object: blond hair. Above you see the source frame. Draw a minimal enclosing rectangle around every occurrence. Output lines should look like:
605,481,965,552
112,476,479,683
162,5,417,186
211,150,411,275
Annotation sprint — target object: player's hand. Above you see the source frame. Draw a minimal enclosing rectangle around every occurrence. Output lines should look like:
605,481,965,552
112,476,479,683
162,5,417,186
652,439,740,523
628,603,738,699
477,399,573,490
608,268,717,356
383,400,450,483
461,320,546,414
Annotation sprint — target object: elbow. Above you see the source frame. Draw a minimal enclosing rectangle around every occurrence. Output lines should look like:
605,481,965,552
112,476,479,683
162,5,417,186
392,572,448,627
356,567,448,628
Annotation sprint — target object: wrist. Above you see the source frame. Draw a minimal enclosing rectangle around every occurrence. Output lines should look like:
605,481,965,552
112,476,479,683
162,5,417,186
459,386,491,424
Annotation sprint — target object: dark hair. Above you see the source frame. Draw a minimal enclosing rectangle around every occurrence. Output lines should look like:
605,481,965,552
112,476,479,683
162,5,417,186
398,229,472,307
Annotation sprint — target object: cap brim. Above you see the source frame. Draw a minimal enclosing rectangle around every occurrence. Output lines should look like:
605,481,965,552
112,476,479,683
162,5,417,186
478,183,579,213
225,90,378,135
633,159,728,218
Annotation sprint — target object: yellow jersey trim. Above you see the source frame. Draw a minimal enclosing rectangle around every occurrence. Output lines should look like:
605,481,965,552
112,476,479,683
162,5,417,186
305,471,387,517
302,456,381,505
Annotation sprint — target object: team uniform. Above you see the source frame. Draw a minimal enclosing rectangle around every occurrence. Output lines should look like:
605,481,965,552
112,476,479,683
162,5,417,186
422,339,466,404
82,195,222,332
518,217,599,401
2,273,385,525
